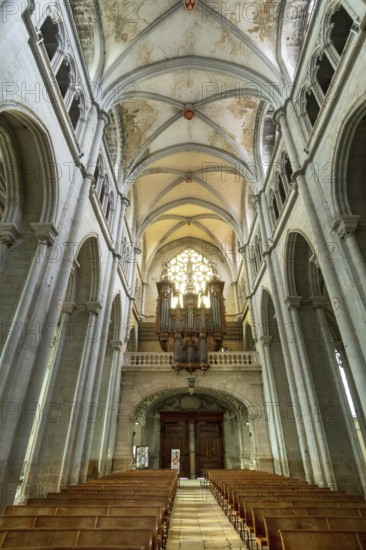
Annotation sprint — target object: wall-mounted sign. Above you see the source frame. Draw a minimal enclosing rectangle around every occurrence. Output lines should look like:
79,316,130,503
171,449,180,470
136,446,149,469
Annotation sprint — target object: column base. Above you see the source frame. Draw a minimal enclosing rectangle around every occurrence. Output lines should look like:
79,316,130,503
112,457,133,472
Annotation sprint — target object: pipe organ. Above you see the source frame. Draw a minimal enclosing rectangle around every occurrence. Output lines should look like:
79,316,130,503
156,256,226,373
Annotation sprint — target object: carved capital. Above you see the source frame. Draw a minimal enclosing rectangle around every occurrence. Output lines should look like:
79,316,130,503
85,301,102,314
62,301,75,315
285,295,302,309
0,223,20,246
110,339,123,350
97,109,111,127
273,107,286,127
259,335,272,347
310,296,328,309
31,223,58,246
120,196,131,208
331,214,361,239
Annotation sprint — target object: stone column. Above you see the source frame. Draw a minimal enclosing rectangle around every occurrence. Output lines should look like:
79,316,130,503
275,106,366,423
331,214,366,306
98,339,123,477
58,301,102,487
79,196,130,481
252,193,316,483
113,377,136,472
248,382,274,473
311,298,366,494
123,246,141,342
335,342,366,446
258,335,289,476
238,245,257,341
231,281,239,313
141,281,149,314
285,296,334,488
0,225,57,403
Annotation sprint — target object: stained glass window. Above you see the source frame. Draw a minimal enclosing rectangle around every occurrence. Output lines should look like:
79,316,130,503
165,248,213,295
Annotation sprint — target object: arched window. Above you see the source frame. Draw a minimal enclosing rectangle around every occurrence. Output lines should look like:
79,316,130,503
261,105,276,170
99,182,106,205
306,89,320,126
316,53,335,96
40,16,59,61
272,195,280,221
68,93,81,129
106,195,114,223
55,58,71,98
284,154,293,185
165,248,214,299
278,176,286,204
329,5,353,56
93,157,101,188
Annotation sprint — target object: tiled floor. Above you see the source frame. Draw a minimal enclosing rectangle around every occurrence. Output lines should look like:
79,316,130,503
166,480,246,550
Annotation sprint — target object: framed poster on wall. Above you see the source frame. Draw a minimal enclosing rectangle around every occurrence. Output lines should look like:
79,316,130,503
136,446,149,469
171,449,180,470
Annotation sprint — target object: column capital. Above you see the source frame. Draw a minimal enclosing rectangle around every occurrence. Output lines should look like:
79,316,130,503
110,339,123,350
120,196,131,208
310,296,328,309
97,109,111,127
259,335,272,347
285,295,302,309
84,301,102,314
0,223,20,247
331,214,361,239
30,222,58,246
62,301,75,315
273,106,286,126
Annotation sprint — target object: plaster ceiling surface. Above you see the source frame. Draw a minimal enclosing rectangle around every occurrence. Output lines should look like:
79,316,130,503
73,0,311,282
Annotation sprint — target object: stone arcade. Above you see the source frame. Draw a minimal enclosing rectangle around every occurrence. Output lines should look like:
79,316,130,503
0,0,366,510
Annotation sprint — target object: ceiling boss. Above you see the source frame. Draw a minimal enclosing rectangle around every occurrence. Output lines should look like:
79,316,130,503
183,0,197,11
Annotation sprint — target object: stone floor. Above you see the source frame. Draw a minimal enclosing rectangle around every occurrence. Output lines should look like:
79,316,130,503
166,480,246,550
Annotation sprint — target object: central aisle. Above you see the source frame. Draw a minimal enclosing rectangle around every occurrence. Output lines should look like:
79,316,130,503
166,480,246,550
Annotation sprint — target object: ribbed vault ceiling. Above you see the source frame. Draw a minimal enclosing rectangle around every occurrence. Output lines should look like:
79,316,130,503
73,0,310,279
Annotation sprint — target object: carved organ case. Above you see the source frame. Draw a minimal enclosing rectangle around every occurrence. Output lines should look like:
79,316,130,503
155,249,226,372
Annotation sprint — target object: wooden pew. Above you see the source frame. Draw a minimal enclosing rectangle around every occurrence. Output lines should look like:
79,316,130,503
0,528,153,549
0,516,161,550
279,529,366,550
264,516,329,550
252,506,365,549
4,506,165,544
266,516,366,550
0,547,145,550
326,517,366,531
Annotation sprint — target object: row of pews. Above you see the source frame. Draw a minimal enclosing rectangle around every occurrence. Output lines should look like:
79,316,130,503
0,470,178,550
206,469,366,549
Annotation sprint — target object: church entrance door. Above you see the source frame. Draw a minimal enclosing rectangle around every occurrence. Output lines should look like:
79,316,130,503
159,411,224,477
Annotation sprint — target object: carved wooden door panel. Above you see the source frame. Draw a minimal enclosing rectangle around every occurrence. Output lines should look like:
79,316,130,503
159,413,189,477
195,417,224,476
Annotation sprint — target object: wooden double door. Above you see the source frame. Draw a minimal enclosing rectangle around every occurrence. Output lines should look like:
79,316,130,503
159,411,224,477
